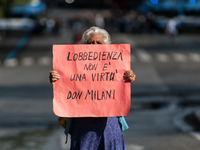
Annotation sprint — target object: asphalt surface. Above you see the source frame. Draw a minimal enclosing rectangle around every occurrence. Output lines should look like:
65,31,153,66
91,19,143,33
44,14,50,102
0,8,200,150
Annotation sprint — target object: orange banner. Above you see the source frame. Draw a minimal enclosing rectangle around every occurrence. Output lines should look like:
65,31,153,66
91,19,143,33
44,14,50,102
53,44,131,117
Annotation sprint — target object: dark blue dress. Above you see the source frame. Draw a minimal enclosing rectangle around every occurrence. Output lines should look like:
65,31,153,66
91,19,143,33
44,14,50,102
70,117,125,150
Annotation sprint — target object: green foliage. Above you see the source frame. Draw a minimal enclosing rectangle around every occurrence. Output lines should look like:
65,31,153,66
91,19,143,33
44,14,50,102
12,0,31,7
0,9,4,18
0,0,31,18
0,0,13,7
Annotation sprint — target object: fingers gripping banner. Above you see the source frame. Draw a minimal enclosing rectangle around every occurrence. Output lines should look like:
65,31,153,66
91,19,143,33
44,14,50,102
53,44,131,117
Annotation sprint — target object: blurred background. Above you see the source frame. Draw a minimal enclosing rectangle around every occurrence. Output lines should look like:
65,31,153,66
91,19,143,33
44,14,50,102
0,0,200,149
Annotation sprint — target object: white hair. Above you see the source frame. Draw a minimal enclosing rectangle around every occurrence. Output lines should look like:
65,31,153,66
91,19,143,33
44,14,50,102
79,26,111,44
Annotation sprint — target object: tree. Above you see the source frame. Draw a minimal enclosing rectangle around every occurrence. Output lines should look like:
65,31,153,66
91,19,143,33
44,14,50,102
0,0,13,18
0,0,30,18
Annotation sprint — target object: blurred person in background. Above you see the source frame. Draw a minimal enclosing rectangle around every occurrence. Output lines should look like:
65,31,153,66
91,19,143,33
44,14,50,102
95,13,105,29
166,19,178,37
49,26,136,150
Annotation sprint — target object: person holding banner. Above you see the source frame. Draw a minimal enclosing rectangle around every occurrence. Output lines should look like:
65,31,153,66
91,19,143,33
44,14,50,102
50,26,135,150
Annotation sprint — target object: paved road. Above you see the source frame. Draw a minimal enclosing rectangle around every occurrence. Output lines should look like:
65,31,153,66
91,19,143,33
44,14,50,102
1,8,200,150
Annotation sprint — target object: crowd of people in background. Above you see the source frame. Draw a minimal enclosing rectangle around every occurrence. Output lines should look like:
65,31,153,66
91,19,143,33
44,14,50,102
35,12,62,35
37,8,199,43
35,9,160,43
64,10,158,43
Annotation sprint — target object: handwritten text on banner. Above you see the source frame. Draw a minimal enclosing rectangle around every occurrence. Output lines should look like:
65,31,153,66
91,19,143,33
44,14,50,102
53,44,131,117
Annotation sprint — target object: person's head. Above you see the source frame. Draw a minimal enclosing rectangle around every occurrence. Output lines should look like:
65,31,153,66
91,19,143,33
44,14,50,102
79,26,111,44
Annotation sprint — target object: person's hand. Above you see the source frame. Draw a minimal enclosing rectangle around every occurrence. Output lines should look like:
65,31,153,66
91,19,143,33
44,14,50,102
49,70,60,84
124,70,136,83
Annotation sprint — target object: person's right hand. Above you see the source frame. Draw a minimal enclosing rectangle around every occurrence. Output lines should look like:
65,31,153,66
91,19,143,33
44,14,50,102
49,70,60,84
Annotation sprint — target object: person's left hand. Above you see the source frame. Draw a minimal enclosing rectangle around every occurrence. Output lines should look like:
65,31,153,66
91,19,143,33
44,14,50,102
124,70,136,83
